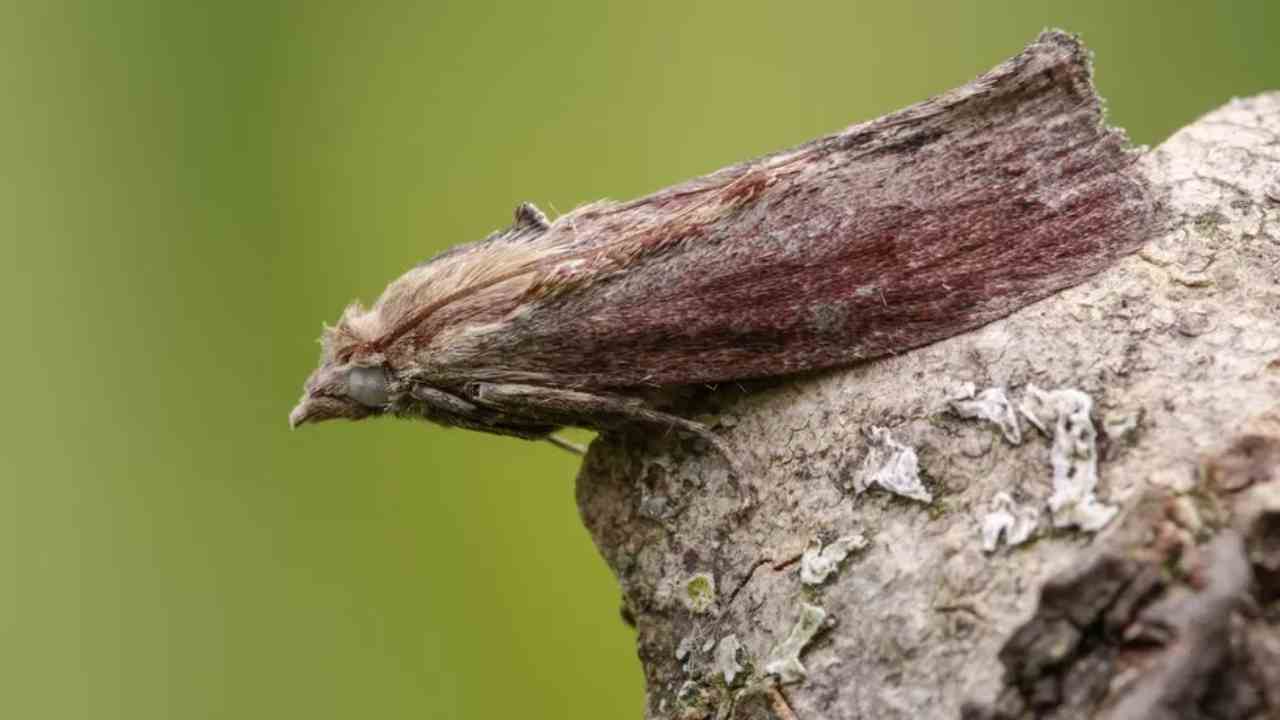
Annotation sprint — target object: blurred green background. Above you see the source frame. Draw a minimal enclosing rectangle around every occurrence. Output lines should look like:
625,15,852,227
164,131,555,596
2,1,1274,718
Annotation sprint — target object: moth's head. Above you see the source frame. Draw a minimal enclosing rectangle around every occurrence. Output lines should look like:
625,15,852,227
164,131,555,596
289,362,391,428
289,306,391,428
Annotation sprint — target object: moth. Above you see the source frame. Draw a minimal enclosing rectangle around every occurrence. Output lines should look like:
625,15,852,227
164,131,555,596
289,32,1153,468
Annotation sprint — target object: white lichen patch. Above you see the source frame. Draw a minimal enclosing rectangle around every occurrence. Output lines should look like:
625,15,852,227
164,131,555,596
715,635,743,685
857,427,932,503
1019,385,1118,532
980,492,1040,552
950,384,1023,444
676,634,696,662
1102,409,1141,445
764,603,827,684
681,572,717,614
800,534,868,585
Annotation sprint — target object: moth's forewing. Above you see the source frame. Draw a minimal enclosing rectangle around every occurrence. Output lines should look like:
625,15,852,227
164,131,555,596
411,33,1151,391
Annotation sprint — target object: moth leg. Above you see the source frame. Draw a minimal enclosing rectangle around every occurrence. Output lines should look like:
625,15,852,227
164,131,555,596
407,385,556,441
466,382,736,462
409,385,483,416
410,385,589,457
466,382,752,508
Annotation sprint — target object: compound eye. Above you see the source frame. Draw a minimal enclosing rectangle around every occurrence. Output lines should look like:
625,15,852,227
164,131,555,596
347,366,390,408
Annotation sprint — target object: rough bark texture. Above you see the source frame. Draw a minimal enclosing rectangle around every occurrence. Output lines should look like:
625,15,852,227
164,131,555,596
575,82,1280,720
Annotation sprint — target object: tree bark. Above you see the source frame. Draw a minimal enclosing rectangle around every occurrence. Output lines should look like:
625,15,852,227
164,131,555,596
574,42,1280,720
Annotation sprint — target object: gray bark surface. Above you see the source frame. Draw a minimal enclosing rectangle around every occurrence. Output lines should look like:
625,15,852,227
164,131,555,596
576,90,1280,719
